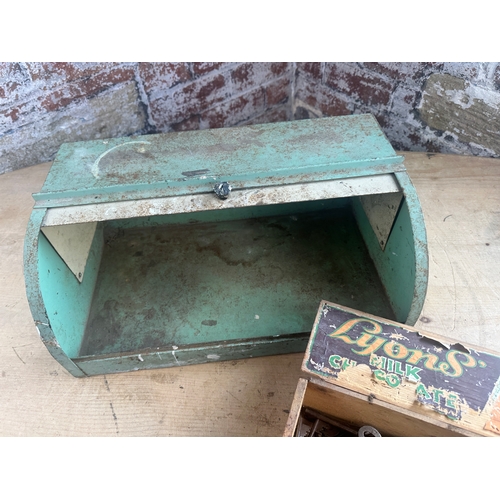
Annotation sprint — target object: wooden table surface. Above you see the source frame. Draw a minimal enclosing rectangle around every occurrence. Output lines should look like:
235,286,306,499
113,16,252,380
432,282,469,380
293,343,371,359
1,152,499,436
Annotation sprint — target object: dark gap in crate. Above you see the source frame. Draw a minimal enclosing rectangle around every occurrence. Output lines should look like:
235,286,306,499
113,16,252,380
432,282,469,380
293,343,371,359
78,198,396,357
295,407,381,437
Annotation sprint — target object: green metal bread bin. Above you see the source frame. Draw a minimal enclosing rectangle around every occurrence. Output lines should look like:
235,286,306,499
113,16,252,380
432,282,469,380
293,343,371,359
24,114,428,377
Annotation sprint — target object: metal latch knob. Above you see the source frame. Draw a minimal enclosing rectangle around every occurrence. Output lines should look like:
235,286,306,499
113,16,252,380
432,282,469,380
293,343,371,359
213,182,232,200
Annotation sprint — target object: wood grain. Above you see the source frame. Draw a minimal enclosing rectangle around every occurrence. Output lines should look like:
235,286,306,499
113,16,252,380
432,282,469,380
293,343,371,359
287,378,475,437
1,152,499,436
405,152,500,351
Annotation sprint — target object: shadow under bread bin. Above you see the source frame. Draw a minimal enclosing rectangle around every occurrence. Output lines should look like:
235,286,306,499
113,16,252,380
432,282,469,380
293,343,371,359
24,114,428,377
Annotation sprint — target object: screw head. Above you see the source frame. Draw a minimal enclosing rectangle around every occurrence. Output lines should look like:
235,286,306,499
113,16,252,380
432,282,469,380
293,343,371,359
213,182,232,200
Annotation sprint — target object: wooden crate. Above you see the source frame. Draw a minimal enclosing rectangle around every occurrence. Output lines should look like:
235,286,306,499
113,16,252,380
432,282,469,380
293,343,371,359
284,301,500,437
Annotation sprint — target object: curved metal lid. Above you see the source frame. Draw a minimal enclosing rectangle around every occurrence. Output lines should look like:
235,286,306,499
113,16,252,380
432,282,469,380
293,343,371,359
33,114,404,208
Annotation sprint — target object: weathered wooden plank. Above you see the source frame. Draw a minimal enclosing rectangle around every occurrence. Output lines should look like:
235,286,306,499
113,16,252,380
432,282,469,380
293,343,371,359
1,152,500,436
406,152,500,351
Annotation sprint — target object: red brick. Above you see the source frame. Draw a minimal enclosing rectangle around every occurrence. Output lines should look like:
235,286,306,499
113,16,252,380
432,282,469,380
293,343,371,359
0,62,12,76
270,62,289,76
0,98,39,128
231,63,254,90
407,131,441,152
310,89,350,117
148,71,229,129
148,98,167,129
387,84,421,112
363,62,445,83
404,92,415,105
374,113,389,129
0,62,25,80
265,76,289,106
40,88,73,112
295,76,350,116
264,105,289,123
40,67,136,112
192,62,226,76
138,62,191,95
325,63,394,106
27,62,115,85
362,62,410,81
171,114,201,132
200,87,265,129
442,62,480,82
240,105,289,126
231,62,290,94
166,73,228,121
297,62,322,80
2,107,20,122
0,63,31,102
189,74,226,110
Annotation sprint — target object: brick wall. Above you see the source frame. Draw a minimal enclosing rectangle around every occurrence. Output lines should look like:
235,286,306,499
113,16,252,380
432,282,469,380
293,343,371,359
0,62,293,174
294,62,500,157
1,62,499,175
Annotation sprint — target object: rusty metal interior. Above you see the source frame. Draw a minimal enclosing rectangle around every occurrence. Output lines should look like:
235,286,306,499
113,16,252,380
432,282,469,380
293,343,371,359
78,197,396,357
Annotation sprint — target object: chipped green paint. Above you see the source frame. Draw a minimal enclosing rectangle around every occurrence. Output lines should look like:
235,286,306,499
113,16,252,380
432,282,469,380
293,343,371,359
24,114,428,377
33,114,404,208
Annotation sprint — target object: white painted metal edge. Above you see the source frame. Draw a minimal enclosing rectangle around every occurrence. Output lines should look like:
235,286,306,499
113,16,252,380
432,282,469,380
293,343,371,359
42,174,401,227
41,222,97,282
